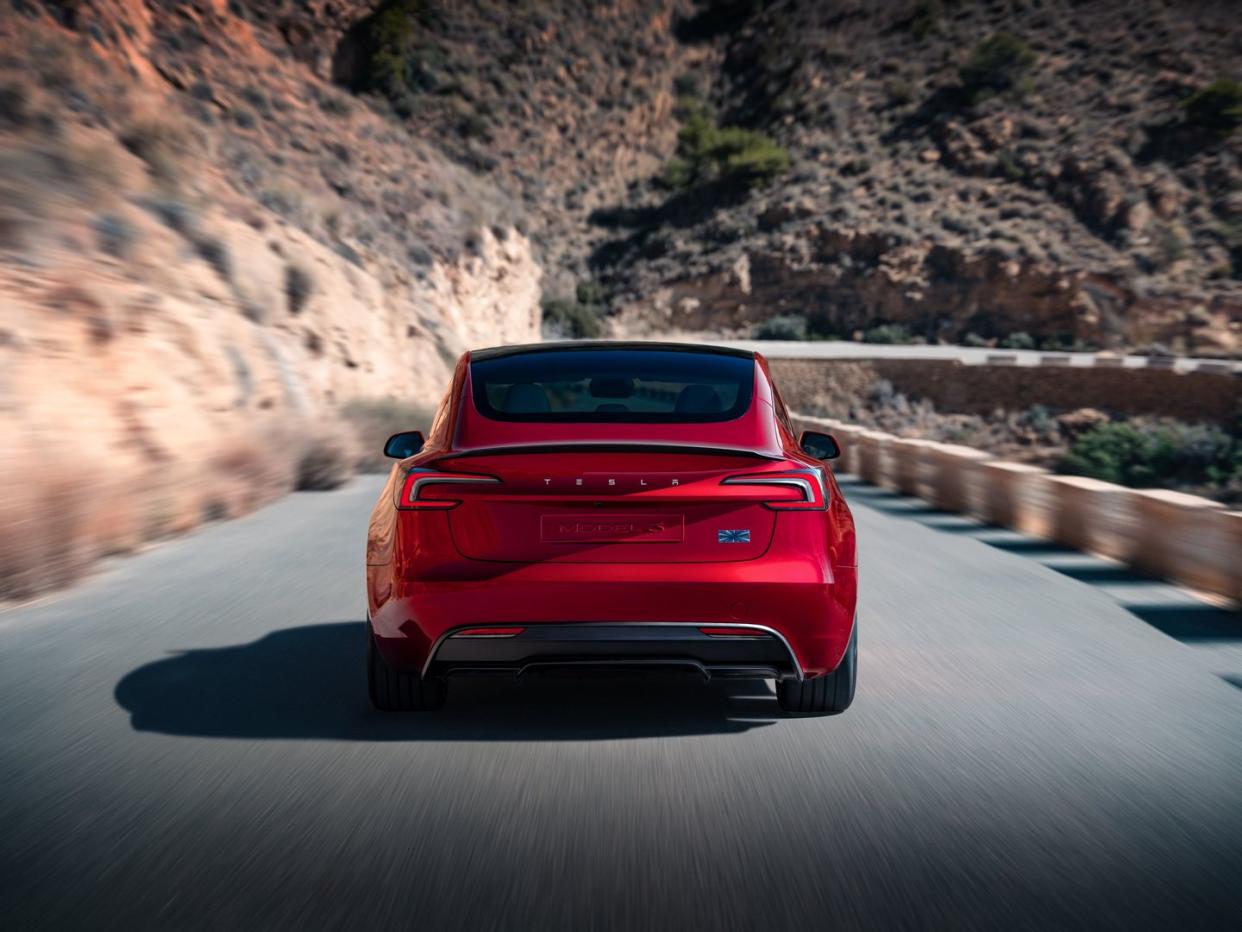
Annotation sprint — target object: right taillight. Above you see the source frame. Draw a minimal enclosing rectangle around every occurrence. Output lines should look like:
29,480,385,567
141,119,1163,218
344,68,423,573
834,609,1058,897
721,468,828,510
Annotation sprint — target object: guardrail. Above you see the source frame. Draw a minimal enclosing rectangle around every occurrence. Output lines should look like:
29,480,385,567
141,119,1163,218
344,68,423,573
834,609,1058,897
794,413,1242,605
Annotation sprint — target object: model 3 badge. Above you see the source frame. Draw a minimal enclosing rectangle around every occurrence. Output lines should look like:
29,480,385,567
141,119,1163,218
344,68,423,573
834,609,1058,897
718,529,751,543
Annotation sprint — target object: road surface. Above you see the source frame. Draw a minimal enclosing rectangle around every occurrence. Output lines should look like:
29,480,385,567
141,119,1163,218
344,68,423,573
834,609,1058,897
2,474,1241,930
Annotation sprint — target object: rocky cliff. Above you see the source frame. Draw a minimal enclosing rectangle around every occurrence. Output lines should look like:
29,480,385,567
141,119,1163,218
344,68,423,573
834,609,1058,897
0,1,541,597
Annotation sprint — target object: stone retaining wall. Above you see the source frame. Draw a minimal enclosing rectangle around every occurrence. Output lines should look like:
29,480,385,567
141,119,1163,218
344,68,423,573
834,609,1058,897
795,413,1242,605
774,358,1242,425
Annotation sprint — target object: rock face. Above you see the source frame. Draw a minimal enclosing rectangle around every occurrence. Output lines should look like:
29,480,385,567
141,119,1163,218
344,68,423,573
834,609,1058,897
0,2,541,597
583,0,1242,353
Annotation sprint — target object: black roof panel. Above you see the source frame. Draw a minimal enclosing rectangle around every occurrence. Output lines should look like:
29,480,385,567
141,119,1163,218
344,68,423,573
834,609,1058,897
470,341,756,362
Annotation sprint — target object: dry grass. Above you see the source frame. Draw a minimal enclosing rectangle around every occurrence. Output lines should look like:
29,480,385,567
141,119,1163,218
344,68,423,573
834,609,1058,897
341,398,436,472
120,115,196,188
296,426,358,491
0,454,112,600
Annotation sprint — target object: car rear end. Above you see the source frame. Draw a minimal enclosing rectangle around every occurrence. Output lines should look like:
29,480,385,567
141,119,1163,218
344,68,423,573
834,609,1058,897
368,344,857,690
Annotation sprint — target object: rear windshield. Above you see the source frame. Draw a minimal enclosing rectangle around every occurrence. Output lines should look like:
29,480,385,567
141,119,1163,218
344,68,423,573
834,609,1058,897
470,349,755,422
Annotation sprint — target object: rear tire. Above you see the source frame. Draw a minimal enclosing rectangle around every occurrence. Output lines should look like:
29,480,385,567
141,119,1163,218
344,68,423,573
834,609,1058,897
777,617,856,715
367,621,446,711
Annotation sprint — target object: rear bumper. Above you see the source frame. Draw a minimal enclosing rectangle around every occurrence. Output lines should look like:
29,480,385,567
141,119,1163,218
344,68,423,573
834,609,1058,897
426,623,802,680
368,561,857,677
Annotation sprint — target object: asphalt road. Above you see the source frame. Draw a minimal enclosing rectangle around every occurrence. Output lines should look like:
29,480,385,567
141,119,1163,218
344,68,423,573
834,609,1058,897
2,474,1241,931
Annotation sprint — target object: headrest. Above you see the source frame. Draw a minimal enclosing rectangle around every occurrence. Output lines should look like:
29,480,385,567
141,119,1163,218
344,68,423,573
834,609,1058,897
502,382,550,413
674,384,722,414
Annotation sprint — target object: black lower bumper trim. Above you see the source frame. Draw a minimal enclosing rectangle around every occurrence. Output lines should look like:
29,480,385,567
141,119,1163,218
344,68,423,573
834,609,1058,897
426,623,800,680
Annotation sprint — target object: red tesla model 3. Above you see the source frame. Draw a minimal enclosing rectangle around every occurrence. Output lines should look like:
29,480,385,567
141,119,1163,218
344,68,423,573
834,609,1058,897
365,342,858,715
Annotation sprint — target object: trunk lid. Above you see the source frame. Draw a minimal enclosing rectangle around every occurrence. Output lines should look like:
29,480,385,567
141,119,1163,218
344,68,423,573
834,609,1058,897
433,449,785,563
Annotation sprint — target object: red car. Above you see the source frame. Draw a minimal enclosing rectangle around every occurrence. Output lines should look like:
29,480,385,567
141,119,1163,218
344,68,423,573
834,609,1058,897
365,342,858,715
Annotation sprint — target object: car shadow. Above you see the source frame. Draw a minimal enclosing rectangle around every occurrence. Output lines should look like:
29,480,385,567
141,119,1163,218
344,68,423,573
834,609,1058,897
838,476,1242,644
114,622,784,742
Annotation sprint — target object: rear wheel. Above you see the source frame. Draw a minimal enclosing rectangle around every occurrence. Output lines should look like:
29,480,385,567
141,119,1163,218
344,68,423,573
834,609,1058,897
367,621,446,711
777,618,856,715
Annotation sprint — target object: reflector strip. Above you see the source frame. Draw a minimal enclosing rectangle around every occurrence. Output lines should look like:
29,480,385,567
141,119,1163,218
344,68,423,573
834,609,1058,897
453,627,526,638
699,626,768,638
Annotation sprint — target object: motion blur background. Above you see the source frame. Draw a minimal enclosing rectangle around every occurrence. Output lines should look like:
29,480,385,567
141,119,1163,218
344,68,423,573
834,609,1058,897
1,2,1241,928
1,0,1240,598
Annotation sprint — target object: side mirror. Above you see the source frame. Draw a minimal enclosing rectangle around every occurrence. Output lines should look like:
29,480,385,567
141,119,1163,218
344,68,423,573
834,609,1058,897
799,430,841,461
383,431,425,459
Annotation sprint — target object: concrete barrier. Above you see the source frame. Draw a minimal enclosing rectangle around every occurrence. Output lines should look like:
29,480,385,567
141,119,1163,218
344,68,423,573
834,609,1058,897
927,444,994,513
791,412,1240,606
1131,490,1232,595
856,431,891,486
837,424,865,476
1223,512,1242,603
875,434,902,491
975,462,1052,533
1045,476,1139,562
890,438,937,497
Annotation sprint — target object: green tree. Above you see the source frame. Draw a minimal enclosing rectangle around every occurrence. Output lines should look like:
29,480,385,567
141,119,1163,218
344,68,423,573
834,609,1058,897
661,104,790,190
1182,78,1242,137
960,33,1036,101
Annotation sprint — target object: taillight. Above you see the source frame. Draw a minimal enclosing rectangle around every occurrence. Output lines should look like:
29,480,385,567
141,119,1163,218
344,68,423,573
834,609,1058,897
721,468,828,510
397,468,499,510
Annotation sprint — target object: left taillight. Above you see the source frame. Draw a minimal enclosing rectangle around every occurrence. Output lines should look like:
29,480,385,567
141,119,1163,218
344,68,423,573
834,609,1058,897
395,468,500,510
721,468,828,510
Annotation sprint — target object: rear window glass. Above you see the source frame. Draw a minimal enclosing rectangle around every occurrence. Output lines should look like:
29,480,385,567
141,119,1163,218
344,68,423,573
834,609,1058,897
470,349,755,422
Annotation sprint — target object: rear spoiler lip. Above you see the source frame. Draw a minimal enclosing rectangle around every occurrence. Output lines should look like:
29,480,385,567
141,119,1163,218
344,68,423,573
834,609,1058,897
435,442,782,460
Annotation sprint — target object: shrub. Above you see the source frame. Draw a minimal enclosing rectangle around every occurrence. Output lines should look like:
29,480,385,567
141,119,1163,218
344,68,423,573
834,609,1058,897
1060,420,1237,489
755,314,809,341
541,296,603,339
885,78,914,107
0,80,31,127
1155,224,1187,267
1181,78,1242,137
93,212,137,259
862,323,915,344
192,233,231,281
313,84,353,116
285,263,314,314
144,197,193,235
962,332,989,347
996,151,1024,181
909,0,941,40
296,430,356,491
999,331,1035,350
358,0,444,106
960,33,1036,101
240,86,272,117
673,74,701,97
341,399,435,472
575,281,607,307
120,117,190,186
661,105,790,191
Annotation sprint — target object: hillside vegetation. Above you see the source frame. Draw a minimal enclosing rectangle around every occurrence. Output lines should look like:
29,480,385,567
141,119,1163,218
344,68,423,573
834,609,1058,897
319,0,1240,352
